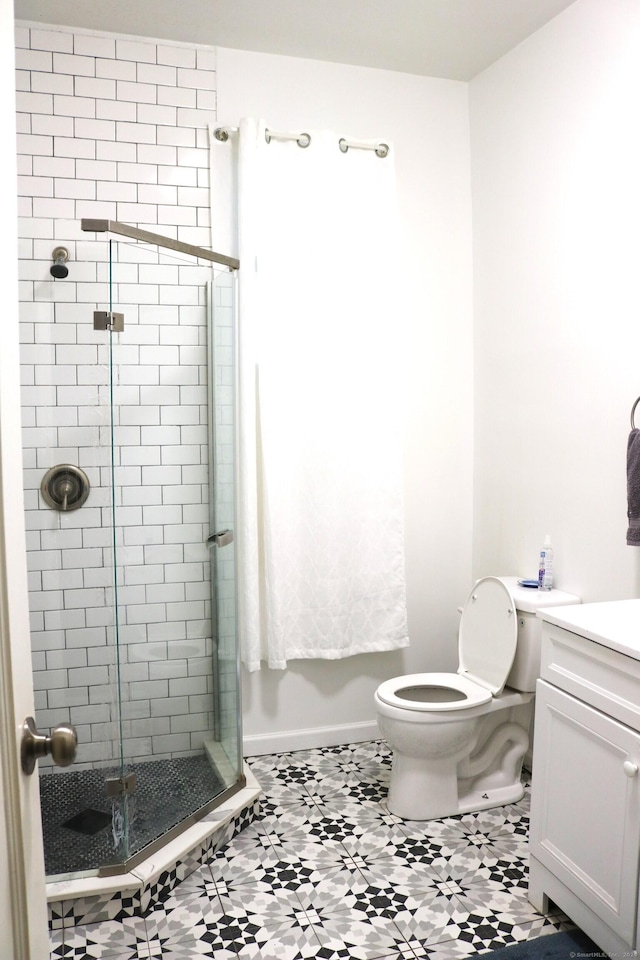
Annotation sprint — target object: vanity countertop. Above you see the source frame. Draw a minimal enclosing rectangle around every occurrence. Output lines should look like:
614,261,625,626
539,598,640,661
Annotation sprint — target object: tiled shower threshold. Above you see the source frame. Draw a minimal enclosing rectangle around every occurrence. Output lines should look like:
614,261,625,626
46,762,261,930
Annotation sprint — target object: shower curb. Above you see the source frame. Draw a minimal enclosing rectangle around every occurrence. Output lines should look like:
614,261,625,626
46,762,261,930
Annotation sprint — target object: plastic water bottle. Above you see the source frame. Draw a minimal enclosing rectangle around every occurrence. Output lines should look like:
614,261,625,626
538,535,553,591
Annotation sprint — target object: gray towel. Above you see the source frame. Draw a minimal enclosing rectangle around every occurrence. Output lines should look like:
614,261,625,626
627,428,640,544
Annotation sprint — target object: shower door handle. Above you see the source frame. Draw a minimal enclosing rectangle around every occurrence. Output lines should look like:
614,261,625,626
20,716,78,776
208,529,234,548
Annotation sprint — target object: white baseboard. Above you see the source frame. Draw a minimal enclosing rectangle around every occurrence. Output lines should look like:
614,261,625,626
243,720,380,757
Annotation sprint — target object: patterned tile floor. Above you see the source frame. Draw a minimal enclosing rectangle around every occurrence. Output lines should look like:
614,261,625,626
49,740,572,959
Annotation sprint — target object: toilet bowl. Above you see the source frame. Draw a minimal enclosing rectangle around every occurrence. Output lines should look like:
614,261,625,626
375,576,581,820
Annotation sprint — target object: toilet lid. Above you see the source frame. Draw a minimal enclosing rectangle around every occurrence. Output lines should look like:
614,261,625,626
458,576,518,695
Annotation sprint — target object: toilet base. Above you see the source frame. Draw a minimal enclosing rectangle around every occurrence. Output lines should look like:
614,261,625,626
457,776,526,817
387,753,460,820
387,760,526,821
383,713,531,821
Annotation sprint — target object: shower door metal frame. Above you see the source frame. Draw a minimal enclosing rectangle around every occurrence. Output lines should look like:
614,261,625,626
98,778,245,877
79,219,245,879
81,219,240,271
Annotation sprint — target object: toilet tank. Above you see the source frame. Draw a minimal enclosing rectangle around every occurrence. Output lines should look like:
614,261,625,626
499,577,581,692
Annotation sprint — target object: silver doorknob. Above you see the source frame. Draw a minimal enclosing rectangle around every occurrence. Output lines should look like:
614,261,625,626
21,716,78,775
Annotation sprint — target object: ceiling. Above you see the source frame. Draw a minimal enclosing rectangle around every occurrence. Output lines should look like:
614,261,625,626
14,0,578,81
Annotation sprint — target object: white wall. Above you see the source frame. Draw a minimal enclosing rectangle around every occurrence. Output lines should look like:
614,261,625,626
216,48,475,751
470,0,640,601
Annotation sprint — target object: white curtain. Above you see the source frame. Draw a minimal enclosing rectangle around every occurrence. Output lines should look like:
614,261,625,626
234,118,408,671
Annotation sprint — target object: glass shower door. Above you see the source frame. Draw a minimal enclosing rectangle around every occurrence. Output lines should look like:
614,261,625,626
23,225,243,880
21,272,127,878
101,236,243,870
207,272,241,782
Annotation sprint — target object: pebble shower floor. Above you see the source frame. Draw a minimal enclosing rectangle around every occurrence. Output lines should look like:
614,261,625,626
49,740,572,959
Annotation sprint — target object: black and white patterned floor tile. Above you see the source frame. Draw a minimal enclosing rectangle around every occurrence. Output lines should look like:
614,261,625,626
50,740,572,959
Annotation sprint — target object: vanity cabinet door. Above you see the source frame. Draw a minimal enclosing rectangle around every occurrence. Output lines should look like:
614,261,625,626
530,679,640,945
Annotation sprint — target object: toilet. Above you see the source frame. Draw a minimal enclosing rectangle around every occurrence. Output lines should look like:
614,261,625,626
375,576,580,820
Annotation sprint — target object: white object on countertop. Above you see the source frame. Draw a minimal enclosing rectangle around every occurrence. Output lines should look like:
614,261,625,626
538,535,553,591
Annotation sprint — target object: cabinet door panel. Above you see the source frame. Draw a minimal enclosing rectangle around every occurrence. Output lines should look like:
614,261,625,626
530,680,640,944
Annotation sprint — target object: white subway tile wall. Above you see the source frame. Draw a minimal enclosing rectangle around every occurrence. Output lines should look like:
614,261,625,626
15,22,238,770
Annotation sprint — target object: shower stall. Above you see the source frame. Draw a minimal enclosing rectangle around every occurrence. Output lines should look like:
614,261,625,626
20,220,244,880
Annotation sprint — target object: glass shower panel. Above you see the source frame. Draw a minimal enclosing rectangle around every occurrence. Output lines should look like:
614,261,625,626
22,229,242,881
20,270,125,878
208,272,241,782
100,236,241,867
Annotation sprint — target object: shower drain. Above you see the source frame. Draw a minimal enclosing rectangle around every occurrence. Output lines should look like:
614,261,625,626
63,808,111,836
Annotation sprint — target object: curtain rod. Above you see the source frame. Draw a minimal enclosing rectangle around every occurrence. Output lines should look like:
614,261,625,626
213,126,389,158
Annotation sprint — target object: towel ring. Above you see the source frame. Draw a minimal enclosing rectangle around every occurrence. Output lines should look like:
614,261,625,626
631,397,640,429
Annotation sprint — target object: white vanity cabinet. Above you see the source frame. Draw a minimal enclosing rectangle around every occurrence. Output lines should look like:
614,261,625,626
529,599,640,958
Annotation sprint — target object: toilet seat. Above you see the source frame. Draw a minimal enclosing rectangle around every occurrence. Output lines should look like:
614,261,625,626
376,672,492,712
377,577,518,714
